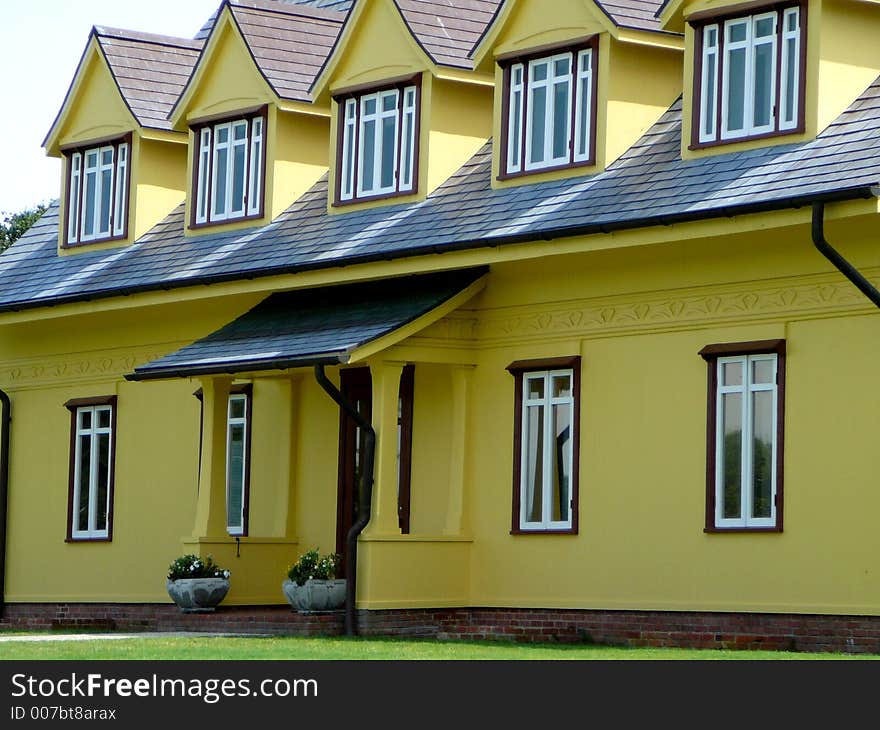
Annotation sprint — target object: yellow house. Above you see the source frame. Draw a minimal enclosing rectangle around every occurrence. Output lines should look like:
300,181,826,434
3,0,880,652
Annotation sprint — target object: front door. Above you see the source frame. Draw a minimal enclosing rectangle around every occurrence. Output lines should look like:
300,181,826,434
336,367,372,575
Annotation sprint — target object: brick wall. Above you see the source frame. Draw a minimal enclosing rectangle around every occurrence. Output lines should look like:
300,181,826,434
3,604,880,653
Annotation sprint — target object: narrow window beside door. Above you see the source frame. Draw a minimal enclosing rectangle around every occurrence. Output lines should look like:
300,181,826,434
226,386,252,537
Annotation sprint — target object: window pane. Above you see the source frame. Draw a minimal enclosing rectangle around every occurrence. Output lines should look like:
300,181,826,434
217,126,229,144
83,172,96,235
753,42,774,127
720,392,742,520
214,147,228,216
362,119,376,192
364,97,377,115
97,408,111,429
704,53,717,136
381,115,396,189
552,79,570,160
101,149,113,166
551,402,571,522
728,21,747,43
726,48,746,132
532,61,548,82
577,74,590,155
79,409,92,430
552,375,572,399
784,38,797,123
232,143,246,213
722,361,742,387
752,359,774,385
233,123,247,141
230,397,246,420
554,57,570,76
96,433,110,532
77,434,91,532
525,405,545,523
100,168,112,234
755,17,774,37
382,93,396,113
526,376,545,400
227,423,245,529
529,86,547,164
751,390,774,519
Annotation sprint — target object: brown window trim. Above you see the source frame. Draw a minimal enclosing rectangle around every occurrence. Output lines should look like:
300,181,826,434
188,106,268,231
227,383,253,538
700,339,786,534
689,1,808,151
507,356,581,536
61,133,133,249
331,74,422,207
64,395,118,543
397,365,415,534
498,37,599,181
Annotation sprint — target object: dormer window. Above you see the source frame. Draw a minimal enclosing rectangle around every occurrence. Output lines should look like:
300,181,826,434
500,39,597,178
335,79,420,205
693,5,805,147
191,108,266,228
64,136,130,246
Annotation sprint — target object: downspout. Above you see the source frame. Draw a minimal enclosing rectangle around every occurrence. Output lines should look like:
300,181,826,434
0,389,10,618
812,202,880,309
314,364,375,637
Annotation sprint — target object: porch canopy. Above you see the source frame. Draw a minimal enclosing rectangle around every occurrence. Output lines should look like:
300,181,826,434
126,267,487,381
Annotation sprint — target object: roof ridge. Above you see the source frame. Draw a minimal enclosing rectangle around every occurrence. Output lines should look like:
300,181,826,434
93,26,203,51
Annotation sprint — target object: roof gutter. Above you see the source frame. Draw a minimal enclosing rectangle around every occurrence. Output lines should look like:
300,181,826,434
0,389,10,618
314,364,373,638
812,201,880,310
125,354,346,382
3,186,879,317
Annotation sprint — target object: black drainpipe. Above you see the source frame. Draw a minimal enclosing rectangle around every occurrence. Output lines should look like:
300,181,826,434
0,389,10,618
812,201,880,309
314,364,375,638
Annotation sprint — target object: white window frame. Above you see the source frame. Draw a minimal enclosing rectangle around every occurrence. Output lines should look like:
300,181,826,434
70,404,114,541
338,83,419,203
193,112,265,226
506,46,595,175
66,139,129,245
714,354,779,529
519,368,576,532
225,392,250,537
699,6,802,145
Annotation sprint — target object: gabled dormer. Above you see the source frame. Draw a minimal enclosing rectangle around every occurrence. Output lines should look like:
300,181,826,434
310,0,496,212
169,0,344,233
43,27,201,253
471,0,684,188
660,0,880,158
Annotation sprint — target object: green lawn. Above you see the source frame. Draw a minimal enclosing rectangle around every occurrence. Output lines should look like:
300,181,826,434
0,634,876,660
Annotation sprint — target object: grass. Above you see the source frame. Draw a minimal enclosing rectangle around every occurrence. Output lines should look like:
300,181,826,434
0,634,876,660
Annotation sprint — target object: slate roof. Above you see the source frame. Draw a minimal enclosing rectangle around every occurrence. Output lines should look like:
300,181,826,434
128,268,487,379
8,74,880,315
92,28,203,131
593,0,666,33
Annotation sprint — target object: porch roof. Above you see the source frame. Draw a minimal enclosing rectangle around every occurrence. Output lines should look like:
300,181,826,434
126,267,487,381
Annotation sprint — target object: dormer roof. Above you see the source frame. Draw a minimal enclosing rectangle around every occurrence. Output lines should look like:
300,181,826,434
94,28,203,131
171,0,345,124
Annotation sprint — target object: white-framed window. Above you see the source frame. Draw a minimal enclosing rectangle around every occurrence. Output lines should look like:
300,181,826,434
337,82,419,203
192,110,266,226
65,137,130,245
700,342,785,532
696,5,803,145
66,398,116,541
508,359,580,534
226,389,251,536
505,43,596,175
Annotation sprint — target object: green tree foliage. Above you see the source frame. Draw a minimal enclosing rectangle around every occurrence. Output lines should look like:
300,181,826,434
0,204,48,253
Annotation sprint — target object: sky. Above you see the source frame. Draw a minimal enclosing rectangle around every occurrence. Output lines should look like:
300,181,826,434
0,0,221,215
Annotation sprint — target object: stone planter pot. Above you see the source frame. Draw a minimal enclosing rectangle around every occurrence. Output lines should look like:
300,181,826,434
166,578,230,613
282,579,346,613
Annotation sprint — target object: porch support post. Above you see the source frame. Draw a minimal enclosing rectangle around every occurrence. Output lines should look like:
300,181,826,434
366,360,405,536
192,376,232,538
445,365,474,536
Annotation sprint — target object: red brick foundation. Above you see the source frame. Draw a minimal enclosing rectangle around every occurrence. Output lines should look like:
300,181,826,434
3,604,880,653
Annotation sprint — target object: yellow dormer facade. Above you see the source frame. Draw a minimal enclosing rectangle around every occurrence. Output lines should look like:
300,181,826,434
472,0,683,189
663,0,880,158
170,7,331,235
44,35,189,255
311,0,494,213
